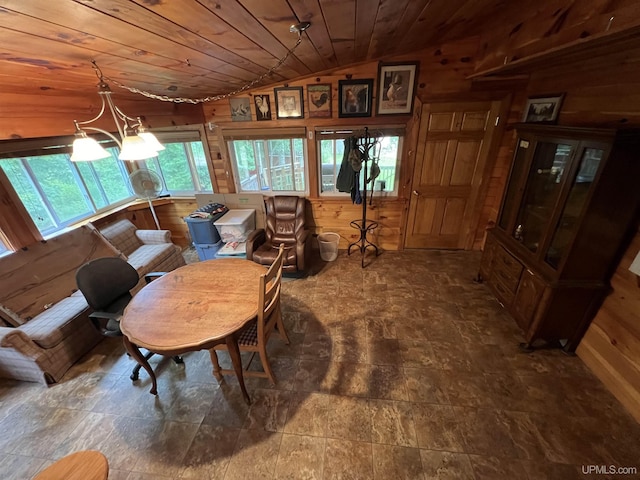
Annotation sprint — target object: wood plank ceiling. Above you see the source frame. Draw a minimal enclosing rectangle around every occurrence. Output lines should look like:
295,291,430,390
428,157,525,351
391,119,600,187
0,0,522,101
2,0,638,104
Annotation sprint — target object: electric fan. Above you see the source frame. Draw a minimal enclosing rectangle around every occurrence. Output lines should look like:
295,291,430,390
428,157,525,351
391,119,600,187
128,169,164,229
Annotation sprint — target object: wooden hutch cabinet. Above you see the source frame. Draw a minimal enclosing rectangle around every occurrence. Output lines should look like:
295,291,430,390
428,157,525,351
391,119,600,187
479,125,640,352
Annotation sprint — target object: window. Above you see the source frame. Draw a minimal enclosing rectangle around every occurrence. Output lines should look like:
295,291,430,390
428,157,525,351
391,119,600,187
317,127,404,196
225,128,307,194
141,128,213,195
0,240,8,257
1,149,132,236
0,126,213,237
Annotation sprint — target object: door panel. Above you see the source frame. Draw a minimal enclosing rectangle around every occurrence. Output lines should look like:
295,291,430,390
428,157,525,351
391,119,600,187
405,100,501,249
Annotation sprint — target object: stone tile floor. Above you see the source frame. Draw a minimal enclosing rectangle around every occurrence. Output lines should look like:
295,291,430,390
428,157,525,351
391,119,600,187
1,249,639,479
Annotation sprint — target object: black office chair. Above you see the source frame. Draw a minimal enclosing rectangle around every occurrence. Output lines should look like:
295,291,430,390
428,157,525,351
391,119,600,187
75,257,183,381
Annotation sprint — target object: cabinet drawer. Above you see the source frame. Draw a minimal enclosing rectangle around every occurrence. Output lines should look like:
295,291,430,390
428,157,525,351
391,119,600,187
492,247,523,291
491,276,516,306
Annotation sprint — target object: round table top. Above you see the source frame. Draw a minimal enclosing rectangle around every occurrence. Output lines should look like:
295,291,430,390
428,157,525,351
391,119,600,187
34,450,108,480
121,258,267,352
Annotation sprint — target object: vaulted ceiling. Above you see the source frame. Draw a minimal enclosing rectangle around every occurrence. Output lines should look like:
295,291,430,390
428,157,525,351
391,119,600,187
0,0,536,101
2,0,639,105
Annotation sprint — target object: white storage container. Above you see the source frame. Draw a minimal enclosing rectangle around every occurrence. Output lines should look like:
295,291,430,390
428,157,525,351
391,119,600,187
214,209,256,243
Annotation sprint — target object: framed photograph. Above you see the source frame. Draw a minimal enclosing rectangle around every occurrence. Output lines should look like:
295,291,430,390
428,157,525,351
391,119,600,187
254,94,272,121
229,98,251,122
307,83,332,118
338,79,373,118
376,62,419,115
274,86,304,119
522,94,565,123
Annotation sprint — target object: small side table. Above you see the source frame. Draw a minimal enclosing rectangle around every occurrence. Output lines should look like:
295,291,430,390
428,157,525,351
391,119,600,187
34,450,108,480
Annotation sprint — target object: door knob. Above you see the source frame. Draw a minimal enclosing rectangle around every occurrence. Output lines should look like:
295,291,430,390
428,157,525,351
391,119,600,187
412,190,420,196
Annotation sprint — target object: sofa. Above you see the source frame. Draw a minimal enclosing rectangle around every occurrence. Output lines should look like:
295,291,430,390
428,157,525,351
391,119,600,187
93,219,186,294
0,220,186,385
0,226,113,384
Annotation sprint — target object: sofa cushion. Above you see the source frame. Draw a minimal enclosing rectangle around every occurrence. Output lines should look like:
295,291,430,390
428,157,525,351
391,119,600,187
99,220,141,256
20,295,89,349
127,244,178,277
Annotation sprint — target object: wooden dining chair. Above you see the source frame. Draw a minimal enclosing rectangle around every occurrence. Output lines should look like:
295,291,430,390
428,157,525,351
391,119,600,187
210,244,290,384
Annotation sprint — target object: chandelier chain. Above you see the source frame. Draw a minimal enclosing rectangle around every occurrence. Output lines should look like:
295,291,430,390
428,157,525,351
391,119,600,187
101,37,303,104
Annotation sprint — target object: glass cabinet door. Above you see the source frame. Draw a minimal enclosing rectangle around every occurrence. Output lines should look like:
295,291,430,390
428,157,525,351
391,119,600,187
498,139,529,232
512,141,573,253
544,147,604,269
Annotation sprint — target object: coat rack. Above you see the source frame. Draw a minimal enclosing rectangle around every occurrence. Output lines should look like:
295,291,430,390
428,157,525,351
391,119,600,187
347,127,380,267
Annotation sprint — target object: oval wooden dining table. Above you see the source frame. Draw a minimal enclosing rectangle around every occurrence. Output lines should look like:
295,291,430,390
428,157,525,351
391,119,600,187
120,258,267,404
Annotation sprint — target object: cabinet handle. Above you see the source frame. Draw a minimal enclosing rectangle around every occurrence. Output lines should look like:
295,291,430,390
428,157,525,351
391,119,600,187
412,190,421,196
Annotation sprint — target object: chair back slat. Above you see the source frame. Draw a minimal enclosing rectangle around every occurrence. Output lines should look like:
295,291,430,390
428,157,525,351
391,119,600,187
257,244,284,340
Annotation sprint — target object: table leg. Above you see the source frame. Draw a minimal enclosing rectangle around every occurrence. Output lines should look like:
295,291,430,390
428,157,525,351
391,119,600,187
122,336,157,395
225,335,251,405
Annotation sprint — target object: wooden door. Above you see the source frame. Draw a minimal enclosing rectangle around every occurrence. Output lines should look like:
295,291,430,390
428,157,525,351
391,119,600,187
405,101,501,249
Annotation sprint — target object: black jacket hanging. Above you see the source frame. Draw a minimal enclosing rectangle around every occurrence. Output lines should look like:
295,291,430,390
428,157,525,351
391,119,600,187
336,137,355,193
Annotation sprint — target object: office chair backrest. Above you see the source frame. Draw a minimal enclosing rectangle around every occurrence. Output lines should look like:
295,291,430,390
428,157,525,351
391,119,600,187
76,257,139,311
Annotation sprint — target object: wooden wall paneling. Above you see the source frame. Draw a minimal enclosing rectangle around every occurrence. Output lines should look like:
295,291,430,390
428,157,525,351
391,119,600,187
396,96,423,250
0,168,42,249
0,89,204,139
307,131,320,198
206,125,235,194
525,47,640,129
415,37,480,99
202,126,221,193
577,229,640,422
473,1,640,75
307,199,404,250
154,199,199,248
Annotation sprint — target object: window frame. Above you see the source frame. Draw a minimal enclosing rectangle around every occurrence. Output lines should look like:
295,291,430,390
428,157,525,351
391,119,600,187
143,124,215,196
224,127,309,196
0,148,135,237
316,126,405,197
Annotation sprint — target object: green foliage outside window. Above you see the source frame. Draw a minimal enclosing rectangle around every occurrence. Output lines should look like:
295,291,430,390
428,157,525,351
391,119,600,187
144,141,213,193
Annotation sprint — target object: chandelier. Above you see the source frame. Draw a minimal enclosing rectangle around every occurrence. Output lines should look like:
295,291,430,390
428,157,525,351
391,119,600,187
71,22,311,161
71,61,164,162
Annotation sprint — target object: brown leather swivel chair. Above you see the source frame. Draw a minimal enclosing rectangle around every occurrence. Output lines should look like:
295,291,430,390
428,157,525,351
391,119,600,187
246,196,309,273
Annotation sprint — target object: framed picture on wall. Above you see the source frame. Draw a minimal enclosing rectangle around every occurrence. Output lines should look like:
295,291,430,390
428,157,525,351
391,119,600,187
254,94,272,121
274,86,304,119
307,83,332,118
229,98,251,122
522,94,565,123
338,79,373,118
376,62,419,115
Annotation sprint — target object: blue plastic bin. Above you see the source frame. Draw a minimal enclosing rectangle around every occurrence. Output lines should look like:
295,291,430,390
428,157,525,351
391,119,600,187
194,241,222,261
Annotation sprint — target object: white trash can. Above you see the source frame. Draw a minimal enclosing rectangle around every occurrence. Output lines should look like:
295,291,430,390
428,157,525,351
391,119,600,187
318,232,340,262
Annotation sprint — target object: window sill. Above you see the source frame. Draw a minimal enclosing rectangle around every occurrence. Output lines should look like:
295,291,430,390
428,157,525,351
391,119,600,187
43,198,185,241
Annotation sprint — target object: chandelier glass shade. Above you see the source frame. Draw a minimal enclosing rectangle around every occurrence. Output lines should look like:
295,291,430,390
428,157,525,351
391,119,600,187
71,64,163,162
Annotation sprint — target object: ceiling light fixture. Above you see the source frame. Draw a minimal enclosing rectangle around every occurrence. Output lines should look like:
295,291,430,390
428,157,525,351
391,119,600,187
98,22,312,104
71,60,164,162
